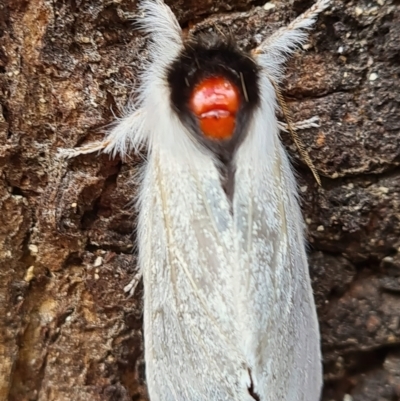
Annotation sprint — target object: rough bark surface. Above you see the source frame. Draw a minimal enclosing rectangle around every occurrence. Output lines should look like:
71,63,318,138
0,0,399,400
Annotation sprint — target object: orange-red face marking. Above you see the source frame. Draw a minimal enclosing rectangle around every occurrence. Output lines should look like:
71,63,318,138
189,77,240,140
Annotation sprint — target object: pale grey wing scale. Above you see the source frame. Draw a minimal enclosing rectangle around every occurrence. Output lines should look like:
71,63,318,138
140,149,254,401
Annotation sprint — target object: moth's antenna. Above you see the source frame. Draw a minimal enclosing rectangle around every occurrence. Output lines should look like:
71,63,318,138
268,76,321,186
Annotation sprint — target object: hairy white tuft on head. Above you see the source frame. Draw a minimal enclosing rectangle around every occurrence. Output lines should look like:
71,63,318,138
101,0,186,159
137,0,182,58
253,0,330,81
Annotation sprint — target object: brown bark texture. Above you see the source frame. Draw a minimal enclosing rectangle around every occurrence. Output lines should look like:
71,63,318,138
0,0,399,400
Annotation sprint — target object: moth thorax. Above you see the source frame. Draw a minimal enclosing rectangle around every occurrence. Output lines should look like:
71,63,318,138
189,76,240,141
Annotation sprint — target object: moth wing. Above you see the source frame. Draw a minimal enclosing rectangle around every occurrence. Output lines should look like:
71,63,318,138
233,78,322,400
139,148,254,401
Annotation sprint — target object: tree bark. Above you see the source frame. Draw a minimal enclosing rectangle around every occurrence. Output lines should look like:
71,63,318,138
0,0,399,400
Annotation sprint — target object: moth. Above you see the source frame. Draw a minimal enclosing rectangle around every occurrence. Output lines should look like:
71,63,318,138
61,0,330,400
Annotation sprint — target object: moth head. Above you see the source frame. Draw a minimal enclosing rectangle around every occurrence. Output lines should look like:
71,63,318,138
137,0,270,163
165,33,261,161
132,0,328,168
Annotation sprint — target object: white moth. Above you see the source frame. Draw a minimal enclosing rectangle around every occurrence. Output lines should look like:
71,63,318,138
61,0,330,400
